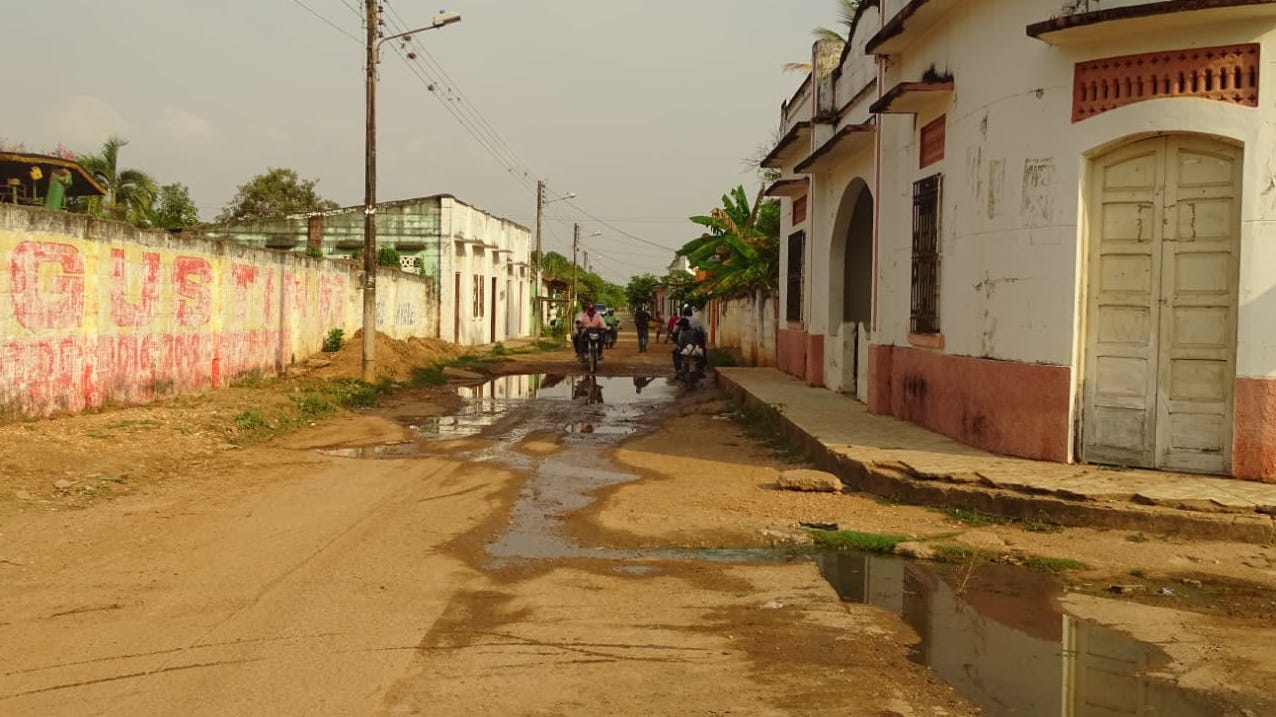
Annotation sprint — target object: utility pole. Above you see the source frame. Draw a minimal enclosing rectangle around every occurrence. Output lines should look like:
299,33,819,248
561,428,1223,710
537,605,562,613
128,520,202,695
571,222,580,311
533,180,544,337
361,0,379,383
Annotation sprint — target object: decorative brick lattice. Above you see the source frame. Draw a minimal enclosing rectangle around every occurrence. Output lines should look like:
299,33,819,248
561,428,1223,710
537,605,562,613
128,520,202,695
1073,44,1259,122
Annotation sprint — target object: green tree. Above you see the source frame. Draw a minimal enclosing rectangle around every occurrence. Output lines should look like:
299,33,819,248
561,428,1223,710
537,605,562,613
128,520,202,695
539,251,573,282
625,273,660,308
679,186,780,302
217,168,339,223
77,136,159,226
659,270,697,310
149,182,201,229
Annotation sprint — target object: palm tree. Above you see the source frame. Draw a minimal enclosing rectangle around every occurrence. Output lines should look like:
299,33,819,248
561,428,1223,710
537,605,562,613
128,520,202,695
679,186,781,301
78,136,158,226
783,0,860,74
814,0,861,42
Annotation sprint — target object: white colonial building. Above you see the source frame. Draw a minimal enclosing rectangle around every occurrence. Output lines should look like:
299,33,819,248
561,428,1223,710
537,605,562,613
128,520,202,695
439,196,532,346
766,0,1276,480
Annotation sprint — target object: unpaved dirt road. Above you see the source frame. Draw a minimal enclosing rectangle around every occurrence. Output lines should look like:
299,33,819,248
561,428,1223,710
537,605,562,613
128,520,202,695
1,326,1274,715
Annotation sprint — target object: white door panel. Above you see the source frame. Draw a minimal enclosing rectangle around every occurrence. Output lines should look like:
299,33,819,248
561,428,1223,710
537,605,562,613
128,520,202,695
1084,137,1239,474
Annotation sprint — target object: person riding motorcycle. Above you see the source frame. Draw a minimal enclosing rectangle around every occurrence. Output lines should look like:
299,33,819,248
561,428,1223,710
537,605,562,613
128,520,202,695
671,306,706,375
573,303,607,360
603,309,620,348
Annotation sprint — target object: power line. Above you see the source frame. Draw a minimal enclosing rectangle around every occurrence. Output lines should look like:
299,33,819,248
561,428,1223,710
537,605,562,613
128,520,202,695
380,3,534,181
328,1,671,276
563,199,679,252
288,0,361,43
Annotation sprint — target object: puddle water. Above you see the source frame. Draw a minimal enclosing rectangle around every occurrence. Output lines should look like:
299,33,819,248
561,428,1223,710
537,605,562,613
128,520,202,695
317,373,1233,717
816,552,1222,717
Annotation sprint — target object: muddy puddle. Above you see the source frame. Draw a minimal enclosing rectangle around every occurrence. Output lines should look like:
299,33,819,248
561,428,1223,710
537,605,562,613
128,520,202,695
816,552,1222,717
319,374,1232,717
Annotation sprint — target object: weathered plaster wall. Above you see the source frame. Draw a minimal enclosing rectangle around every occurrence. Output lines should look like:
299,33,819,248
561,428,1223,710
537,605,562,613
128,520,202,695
0,205,437,418
869,0,1276,471
710,292,777,368
887,346,1072,462
1234,378,1276,481
438,198,532,346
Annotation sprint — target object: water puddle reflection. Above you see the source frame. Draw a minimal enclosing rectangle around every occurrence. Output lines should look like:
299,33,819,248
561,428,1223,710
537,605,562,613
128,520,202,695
313,373,1231,716
816,552,1221,717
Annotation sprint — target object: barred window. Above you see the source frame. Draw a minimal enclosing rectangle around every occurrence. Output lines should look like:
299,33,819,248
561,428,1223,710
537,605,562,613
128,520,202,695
910,174,942,334
786,231,805,323
472,275,486,318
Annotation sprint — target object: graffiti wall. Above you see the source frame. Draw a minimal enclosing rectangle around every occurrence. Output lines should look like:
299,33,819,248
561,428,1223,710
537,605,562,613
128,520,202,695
0,205,438,418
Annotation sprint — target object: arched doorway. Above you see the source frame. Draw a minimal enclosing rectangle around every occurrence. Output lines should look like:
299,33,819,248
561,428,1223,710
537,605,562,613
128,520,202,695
1083,134,1241,474
828,179,874,400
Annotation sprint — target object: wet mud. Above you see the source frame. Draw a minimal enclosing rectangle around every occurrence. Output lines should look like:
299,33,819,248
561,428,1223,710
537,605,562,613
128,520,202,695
318,373,1240,717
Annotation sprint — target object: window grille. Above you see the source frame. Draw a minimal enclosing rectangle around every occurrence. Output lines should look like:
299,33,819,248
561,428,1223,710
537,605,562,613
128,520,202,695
786,231,805,323
910,175,942,335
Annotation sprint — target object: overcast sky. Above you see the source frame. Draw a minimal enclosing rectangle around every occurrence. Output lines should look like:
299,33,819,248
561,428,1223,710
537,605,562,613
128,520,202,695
6,0,836,281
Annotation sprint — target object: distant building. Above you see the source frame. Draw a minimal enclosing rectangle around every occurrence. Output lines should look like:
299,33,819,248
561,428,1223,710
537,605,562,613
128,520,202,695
202,194,531,346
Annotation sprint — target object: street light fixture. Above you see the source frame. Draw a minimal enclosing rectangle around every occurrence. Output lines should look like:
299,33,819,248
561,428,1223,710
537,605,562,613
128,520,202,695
362,7,461,382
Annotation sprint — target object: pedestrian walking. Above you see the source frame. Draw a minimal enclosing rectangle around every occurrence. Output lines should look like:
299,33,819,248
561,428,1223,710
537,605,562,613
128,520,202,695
634,305,652,353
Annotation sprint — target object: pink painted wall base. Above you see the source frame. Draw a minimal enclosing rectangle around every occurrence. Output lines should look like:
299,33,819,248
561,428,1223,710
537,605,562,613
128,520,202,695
870,345,1071,463
1234,377,1276,482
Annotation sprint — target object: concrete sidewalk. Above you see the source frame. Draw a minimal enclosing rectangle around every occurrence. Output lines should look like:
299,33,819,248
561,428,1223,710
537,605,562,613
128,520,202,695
717,367,1276,544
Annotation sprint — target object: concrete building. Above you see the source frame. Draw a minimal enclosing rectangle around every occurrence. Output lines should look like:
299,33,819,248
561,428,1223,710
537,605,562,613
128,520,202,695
765,0,1276,480
203,195,532,347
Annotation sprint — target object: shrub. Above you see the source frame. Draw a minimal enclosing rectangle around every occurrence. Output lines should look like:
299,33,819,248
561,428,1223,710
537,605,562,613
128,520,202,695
377,246,401,268
323,328,345,353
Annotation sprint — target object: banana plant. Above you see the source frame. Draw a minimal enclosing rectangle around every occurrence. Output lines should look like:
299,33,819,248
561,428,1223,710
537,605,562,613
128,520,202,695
680,186,780,301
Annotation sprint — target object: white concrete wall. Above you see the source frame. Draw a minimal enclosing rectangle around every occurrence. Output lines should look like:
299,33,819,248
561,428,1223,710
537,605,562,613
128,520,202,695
872,1,1276,382
437,198,532,347
711,292,777,368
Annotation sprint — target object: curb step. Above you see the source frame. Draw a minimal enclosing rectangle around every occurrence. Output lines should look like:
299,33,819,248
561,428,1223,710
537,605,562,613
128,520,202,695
717,374,1276,545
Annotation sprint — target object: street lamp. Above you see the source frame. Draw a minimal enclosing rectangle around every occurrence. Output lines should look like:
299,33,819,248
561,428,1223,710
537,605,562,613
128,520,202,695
533,182,576,336
362,7,461,382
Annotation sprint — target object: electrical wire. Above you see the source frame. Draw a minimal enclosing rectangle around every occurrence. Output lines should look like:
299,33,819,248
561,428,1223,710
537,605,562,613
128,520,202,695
288,0,361,43
326,0,680,271
563,199,679,252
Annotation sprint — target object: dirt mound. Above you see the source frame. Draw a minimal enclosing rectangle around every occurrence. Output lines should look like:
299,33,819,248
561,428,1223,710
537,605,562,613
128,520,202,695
301,331,464,382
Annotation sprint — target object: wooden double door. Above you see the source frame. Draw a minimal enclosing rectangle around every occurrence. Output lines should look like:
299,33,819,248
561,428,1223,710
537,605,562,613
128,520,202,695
1084,136,1241,474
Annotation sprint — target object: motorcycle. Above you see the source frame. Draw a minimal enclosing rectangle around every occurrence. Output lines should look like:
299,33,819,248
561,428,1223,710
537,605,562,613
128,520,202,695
581,328,604,374
606,323,619,348
676,343,706,390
